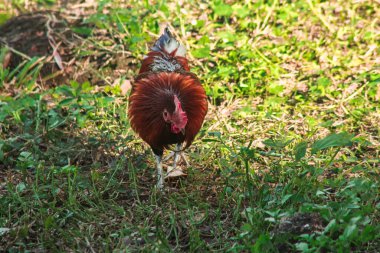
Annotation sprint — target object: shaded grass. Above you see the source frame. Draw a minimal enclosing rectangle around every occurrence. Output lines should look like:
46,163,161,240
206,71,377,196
1,0,380,252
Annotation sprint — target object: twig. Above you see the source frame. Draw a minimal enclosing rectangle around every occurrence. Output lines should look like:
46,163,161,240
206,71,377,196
45,13,65,70
260,0,278,31
306,0,335,34
85,237,96,253
0,39,32,61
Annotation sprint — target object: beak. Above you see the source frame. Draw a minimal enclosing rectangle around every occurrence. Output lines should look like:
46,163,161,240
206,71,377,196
180,128,186,135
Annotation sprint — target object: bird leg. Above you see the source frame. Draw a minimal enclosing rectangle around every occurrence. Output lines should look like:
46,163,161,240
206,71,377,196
172,143,181,170
180,152,190,167
163,144,190,166
163,151,175,162
166,143,188,178
155,155,164,190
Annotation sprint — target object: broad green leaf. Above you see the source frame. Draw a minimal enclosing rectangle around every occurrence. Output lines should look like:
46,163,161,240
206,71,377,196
240,223,251,232
295,242,309,251
192,47,210,58
44,216,55,229
324,219,336,233
311,132,354,154
233,5,250,18
216,31,236,42
263,138,293,149
208,131,221,138
0,13,11,25
342,224,357,239
213,3,233,16
252,234,275,252
317,77,331,87
72,26,93,36
267,82,284,95
59,98,75,106
294,141,307,161
55,85,74,97
281,194,293,204
55,165,78,174
202,138,219,142
16,182,26,192
360,225,376,242
18,151,32,161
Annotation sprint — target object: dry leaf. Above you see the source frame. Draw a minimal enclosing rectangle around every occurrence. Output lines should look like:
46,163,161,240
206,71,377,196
345,83,358,95
165,166,187,178
113,78,132,96
2,52,12,69
193,212,206,222
296,82,309,93
48,39,64,70
120,80,132,95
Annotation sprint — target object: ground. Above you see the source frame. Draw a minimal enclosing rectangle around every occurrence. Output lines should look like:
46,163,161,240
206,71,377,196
0,0,379,252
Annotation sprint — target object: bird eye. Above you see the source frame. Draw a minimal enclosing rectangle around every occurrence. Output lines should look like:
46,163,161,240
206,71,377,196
163,110,170,121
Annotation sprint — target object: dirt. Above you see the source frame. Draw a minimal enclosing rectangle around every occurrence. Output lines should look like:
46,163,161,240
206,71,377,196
272,212,326,251
0,10,139,87
274,212,325,235
0,11,79,85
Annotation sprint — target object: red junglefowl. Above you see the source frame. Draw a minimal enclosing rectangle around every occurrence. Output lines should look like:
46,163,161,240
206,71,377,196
128,27,208,190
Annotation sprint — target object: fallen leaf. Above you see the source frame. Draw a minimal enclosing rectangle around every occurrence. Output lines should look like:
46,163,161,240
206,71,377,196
165,166,187,178
193,212,206,222
296,82,308,92
2,52,12,69
48,39,64,70
0,228,10,236
120,80,132,95
113,78,132,96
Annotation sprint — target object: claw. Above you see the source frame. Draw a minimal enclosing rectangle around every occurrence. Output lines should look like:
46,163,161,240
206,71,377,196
164,143,188,178
163,151,175,162
180,152,190,167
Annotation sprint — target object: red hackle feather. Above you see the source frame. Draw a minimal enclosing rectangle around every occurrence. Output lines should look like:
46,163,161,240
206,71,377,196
128,72,207,155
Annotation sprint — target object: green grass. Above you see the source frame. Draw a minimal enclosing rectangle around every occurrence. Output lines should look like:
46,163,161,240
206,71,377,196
1,0,380,252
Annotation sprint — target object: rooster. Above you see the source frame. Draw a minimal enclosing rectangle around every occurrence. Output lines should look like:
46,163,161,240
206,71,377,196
128,27,208,190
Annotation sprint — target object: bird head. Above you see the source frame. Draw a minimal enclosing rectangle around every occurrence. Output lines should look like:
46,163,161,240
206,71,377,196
162,95,188,134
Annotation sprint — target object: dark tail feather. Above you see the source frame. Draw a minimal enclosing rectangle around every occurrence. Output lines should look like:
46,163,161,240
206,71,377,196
150,27,186,57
